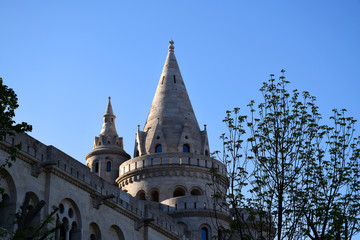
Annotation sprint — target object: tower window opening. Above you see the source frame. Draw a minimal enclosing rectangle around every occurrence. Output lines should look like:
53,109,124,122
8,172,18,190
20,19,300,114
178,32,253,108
155,144,162,153
111,118,113,122
183,144,190,153
191,188,202,196
173,187,186,197
137,191,146,200
205,150,209,156
150,190,159,202
107,161,111,172
173,75,176,83
105,118,107,123
162,76,165,85
201,227,209,240
95,162,99,173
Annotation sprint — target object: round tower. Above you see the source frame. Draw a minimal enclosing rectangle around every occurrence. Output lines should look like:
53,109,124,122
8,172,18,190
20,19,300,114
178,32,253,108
86,97,130,184
116,41,229,239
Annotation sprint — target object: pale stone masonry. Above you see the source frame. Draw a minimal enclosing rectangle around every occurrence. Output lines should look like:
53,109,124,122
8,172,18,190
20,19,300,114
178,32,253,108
0,41,230,240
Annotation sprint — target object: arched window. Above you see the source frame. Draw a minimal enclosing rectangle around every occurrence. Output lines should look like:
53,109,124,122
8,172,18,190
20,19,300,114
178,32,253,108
107,162,111,172
201,227,209,240
150,189,159,202
60,217,69,240
191,188,202,196
205,150,209,156
173,187,186,197
137,191,146,200
155,144,162,153
95,162,99,173
183,144,190,153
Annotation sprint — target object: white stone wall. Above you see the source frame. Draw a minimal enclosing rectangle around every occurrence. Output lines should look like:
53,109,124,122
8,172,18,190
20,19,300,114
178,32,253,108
0,133,189,240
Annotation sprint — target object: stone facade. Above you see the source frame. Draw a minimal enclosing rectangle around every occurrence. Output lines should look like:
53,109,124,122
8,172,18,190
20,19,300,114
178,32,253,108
0,41,230,240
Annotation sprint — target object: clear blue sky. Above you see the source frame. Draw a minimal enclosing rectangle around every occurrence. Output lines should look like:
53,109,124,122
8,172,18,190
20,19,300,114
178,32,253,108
1,1,360,164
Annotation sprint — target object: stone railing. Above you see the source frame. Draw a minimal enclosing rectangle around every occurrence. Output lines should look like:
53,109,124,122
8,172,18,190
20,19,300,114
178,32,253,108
160,195,230,215
119,152,226,176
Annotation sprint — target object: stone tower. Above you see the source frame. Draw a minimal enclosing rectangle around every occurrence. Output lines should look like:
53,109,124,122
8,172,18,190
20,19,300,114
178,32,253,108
86,97,130,184
116,41,229,239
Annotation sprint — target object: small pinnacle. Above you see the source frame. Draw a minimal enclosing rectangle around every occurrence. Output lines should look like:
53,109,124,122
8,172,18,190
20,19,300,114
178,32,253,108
108,96,111,101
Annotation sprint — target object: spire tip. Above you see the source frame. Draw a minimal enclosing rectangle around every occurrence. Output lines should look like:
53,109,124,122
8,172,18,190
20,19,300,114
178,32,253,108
168,40,174,52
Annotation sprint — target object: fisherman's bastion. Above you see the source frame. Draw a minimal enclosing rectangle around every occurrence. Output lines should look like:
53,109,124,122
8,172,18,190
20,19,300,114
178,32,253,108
0,41,232,240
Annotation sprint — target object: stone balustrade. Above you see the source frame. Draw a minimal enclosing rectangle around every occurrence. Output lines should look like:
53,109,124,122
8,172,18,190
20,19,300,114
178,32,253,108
119,152,226,177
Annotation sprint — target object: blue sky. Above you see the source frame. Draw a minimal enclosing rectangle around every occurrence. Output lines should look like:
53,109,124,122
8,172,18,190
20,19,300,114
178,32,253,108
1,0,360,164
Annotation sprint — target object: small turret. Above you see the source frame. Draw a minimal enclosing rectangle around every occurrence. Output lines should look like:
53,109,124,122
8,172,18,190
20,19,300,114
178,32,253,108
86,97,130,184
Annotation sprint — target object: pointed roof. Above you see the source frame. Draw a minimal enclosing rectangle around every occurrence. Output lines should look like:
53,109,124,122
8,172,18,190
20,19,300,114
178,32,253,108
104,96,114,116
100,97,118,137
143,41,202,152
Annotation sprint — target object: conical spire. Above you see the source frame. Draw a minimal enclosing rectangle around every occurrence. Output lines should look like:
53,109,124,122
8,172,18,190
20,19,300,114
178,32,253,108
100,97,118,139
105,96,114,116
142,41,203,153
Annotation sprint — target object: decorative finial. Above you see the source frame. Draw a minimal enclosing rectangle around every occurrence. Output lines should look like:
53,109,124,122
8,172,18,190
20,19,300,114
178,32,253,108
204,124,207,130
137,125,140,131
169,40,174,52
108,96,111,101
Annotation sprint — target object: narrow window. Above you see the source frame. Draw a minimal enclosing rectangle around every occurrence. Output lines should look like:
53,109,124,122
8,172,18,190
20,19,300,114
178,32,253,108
161,76,165,85
151,190,159,202
155,144,162,153
201,228,209,240
183,144,190,153
137,191,146,200
95,162,99,173
107,161,111,172
173,75,176,83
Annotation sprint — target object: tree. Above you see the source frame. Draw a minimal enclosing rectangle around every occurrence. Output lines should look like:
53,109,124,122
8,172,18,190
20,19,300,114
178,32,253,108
299,109,360,240
0,77,32,170
212,71,360,240
0,78,62,239
0,192,63,240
